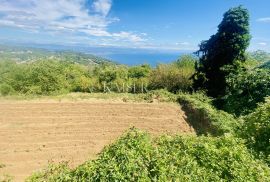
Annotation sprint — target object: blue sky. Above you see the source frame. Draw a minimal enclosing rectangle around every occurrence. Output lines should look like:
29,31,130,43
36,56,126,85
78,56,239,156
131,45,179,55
0,0,269,51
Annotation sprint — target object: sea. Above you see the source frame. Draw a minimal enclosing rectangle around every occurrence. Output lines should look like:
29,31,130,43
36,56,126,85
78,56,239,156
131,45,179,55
104,52,184,66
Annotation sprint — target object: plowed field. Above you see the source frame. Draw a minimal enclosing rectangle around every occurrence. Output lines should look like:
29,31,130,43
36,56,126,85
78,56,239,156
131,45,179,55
0,100,193,181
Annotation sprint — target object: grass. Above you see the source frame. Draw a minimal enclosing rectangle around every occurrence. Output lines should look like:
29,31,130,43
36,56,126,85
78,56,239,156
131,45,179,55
0,90,177,103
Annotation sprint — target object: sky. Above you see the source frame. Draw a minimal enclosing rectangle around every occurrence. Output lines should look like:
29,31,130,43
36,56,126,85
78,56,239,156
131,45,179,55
0,0,269,52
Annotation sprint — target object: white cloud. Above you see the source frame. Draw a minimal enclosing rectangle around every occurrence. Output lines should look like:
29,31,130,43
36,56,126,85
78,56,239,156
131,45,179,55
258,42,267,46
175,42,190,46
257,17,270,23
0,0,145,43
112,31,145,42
93,0,112,16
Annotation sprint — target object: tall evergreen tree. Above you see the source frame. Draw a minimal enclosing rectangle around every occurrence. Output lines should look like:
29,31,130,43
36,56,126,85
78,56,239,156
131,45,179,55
192,6,251,97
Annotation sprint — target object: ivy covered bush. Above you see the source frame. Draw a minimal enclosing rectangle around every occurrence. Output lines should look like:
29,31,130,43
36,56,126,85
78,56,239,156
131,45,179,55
27,129,270,182
240,98,270,165
224,68,270,116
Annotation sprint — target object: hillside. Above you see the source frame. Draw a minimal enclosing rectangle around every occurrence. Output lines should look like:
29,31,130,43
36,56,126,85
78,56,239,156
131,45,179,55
0,45,114,66
260,61,270,69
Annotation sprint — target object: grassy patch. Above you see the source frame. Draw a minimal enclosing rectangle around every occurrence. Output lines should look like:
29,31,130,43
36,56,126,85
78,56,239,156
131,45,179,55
0,89,177,103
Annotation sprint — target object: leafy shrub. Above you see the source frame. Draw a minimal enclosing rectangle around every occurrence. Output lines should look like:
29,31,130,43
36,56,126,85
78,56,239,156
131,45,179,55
154,135,270,181
0,83,14,96
224,68,270,116
128,64,151,79
24,60,70,94
178,93,237,136
27,129,270,181
240,98,270,165
26,162,72,182
149,55,195,93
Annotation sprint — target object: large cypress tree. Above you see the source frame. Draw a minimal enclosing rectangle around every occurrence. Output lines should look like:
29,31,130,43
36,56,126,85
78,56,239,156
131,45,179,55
192,6,251,97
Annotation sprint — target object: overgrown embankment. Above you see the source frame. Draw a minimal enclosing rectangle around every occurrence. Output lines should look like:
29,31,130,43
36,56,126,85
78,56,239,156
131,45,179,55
26,129,270,182
177,93,237,136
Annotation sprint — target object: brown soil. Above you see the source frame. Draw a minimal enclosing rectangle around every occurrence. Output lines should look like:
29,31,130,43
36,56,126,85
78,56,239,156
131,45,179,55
0,100,193,181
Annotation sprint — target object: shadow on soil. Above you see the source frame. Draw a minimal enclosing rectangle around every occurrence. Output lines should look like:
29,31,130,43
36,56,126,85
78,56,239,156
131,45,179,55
179,101,219,136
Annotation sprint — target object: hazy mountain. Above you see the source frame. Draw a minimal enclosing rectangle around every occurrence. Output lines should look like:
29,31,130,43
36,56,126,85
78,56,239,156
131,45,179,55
0,44,115,65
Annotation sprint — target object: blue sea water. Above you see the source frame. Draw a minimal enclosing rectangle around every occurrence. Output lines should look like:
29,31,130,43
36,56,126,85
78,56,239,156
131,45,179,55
104,52,184,67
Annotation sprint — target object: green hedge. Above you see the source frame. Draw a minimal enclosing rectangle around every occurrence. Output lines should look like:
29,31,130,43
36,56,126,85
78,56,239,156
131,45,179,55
27,129,270,182
240,98,270,165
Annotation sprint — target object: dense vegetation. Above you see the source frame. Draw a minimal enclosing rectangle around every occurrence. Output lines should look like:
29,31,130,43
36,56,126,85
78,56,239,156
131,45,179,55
224,68,270,115
27,129,270,182
0,5,270,182
193,6,251,98
240,98,270,165
0,55,196,96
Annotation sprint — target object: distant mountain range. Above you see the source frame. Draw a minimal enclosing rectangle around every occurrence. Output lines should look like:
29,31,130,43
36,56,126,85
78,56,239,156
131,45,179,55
0,44,115,65
0,42,188,66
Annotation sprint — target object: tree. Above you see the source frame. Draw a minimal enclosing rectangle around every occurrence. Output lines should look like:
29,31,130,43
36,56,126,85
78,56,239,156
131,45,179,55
192,6,251,97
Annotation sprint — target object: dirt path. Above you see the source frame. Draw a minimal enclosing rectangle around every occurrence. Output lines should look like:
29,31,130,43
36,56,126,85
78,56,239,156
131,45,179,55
0,100,193,181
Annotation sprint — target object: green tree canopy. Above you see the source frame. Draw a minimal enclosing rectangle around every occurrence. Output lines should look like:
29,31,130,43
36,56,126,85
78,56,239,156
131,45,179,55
193,6,251,97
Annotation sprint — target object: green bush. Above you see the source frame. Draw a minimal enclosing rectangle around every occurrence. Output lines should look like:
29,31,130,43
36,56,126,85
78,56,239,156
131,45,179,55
27,129,270,182
0,60,94,95
128,64,151,79
149,55,195,93
224,68,270,116
240,98,270,165
178,93,237,136
0,83,14,96
0,55,199,95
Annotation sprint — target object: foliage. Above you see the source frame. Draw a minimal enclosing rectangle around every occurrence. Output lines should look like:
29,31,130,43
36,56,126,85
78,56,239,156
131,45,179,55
27,129,270,182
0,60,82,95
26,162,72,182
92,64,151,93
0,83,14,96
128,64,151,79
178,93,237,136
224,68,270,116
240,99,270,165
149,55,195,93
193,6,251,98
0,54,198,95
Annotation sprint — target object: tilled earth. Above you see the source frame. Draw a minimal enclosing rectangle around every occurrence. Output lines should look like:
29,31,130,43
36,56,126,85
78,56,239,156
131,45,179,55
0,100,193,181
